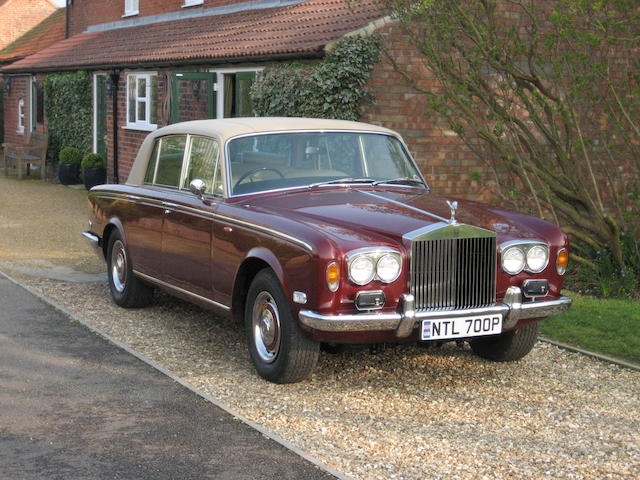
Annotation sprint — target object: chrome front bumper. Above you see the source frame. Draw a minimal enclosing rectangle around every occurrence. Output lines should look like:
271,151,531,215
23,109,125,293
82,231,103,259
299,286,572,338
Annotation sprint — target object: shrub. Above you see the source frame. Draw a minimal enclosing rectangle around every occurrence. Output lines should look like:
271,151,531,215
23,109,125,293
44,71,92,163
58,147,82,165
251,35,382,120
81,153,104,169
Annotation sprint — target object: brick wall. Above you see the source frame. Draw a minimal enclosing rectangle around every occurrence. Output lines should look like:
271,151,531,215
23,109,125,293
68,0,254,35
3,75,29,145
361,23,495,202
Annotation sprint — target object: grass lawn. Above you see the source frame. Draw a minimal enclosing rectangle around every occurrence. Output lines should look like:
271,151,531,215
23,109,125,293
540,292,640,363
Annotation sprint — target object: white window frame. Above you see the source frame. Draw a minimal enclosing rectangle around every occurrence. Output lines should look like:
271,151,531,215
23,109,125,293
125,72,158,131
208,67,263,119
17,99,25,134
123,0,139,17
182,0,204,7
29,76,37,131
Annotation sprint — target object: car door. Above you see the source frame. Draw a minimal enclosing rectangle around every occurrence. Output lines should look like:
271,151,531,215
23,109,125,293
161,135,222,300
124,139,167,279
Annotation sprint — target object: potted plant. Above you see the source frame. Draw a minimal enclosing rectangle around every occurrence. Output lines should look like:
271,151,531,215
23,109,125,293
81,153,106,190
58,147,82,185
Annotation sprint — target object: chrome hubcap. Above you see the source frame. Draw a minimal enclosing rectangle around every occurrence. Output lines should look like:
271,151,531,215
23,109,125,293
111,240,127,293
252,291,281,363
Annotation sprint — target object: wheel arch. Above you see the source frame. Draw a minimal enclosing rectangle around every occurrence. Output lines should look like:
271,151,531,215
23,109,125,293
231,248,285,324
101,218,126,259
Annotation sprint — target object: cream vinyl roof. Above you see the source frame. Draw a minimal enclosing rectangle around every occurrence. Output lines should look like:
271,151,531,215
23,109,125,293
127,117,399,185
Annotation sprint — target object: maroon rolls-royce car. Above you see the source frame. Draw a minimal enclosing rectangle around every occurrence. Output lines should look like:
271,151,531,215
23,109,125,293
84,118,571,383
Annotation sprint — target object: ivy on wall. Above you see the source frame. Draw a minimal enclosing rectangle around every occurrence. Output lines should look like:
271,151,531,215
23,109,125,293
251,35,382,121
0,81,4,144
44,71,92,162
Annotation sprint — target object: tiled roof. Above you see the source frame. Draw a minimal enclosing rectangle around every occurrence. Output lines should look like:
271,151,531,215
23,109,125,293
0,8,65,65
0,0,58,50
3,0,385,73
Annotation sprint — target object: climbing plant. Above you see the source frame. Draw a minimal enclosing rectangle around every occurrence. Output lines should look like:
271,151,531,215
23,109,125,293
44,71,92,162
251,35,382,121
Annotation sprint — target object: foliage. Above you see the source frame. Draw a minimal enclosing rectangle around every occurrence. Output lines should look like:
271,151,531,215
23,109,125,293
44,71,92,162
251,35,382,120
540,291,640,362
58,146,81,165
387,0,639,295
81,152,104,169
0,84,4,144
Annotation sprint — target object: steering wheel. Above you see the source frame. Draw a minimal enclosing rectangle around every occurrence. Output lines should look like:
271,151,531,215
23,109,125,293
234,167,285,189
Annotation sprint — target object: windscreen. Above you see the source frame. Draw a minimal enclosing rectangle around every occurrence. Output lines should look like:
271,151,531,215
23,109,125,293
227,132,424,196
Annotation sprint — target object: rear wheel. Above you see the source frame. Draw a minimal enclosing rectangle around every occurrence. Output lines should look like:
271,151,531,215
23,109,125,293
245,269,319,383
470,322,539,362
107,231,153,308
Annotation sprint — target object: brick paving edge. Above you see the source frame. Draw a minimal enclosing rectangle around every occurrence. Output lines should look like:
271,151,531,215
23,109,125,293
0,269,352,480
539,335,640,372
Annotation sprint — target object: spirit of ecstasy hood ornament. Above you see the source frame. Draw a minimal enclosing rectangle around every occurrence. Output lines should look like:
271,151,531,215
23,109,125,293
446,200,459,224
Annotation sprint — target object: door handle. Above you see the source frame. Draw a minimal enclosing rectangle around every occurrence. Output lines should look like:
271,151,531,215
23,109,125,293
164,209,171,215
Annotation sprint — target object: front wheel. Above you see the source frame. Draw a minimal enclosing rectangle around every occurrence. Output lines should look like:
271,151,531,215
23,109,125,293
245,269,319,383
470,322,539,362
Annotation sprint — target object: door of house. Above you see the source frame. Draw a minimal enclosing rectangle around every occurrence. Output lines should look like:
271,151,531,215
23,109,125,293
95,75,108,159
170,73,216,124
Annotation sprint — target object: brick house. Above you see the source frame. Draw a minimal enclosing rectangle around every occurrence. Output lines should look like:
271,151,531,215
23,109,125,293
0,0,63,143
1,0,490,200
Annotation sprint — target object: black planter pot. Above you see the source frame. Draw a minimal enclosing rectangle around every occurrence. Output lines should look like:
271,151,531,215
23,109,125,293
58,163,80,185
83,167,106,190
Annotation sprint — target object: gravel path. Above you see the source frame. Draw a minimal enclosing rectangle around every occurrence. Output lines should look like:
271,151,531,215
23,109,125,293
22,280,640,480
1,177,639,479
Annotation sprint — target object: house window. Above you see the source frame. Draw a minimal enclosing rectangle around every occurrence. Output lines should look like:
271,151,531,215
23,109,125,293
126,73,158,131
183,0,204,6
30,78,43,130
124,0,139,16
17,99,25,134
215,70,258,118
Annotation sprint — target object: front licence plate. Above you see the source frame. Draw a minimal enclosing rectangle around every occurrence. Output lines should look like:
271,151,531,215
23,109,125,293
421,314,503,341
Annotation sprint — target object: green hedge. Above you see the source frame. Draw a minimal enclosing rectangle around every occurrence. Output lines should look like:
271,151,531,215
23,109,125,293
44,71,92,162
251,35,382,120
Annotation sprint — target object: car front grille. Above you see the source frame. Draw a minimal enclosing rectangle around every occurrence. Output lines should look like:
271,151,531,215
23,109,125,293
410,236,497,311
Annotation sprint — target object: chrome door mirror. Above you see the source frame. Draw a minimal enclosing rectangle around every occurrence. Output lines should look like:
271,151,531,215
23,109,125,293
189,178,206,199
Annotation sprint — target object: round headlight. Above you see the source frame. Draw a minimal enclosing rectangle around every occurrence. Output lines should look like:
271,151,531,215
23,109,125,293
502,246,525,275
349,255,375,285
526,245,548,273
376,254,401,283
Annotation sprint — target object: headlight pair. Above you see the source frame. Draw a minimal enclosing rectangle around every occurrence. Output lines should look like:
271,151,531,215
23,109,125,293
347,248,402,285
501,242,549,275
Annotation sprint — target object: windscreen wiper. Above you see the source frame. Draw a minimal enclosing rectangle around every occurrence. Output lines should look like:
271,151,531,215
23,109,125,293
371,177,426,187
308,178,376,189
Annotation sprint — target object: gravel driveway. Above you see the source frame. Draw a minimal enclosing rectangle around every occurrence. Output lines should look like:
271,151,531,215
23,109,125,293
1,177,639,479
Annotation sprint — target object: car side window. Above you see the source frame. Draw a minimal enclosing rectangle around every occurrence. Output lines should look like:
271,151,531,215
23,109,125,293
154,135,187,188
144,141,161,184
182,136,220,195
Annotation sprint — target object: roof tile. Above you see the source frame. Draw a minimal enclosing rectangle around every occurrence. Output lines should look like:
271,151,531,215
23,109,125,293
4,0,385,72
0,8,65,64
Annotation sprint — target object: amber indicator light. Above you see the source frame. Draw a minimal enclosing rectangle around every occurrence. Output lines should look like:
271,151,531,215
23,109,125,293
326,262,340,292
557,248,569,274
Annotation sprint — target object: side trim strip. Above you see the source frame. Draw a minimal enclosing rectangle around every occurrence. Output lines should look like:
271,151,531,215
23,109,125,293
92,192,313,252
133,270,231,311
356,190,449,223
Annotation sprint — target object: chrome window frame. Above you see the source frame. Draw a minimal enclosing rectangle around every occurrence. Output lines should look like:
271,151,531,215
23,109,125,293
144,133,222,198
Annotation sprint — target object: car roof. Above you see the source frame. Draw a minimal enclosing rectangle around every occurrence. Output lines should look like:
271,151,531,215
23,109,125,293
148,117,397,142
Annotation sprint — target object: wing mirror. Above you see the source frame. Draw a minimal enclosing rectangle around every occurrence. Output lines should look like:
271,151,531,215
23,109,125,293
189,178,206,199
